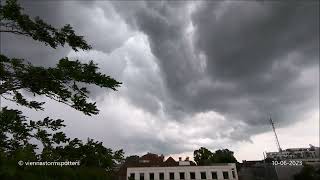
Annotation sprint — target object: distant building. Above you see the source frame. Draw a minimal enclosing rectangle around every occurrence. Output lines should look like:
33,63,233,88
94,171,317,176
116,153,238,180
238,144,320,180
266,144,320,162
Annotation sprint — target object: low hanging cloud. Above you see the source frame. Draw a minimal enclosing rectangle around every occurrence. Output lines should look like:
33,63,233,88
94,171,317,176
1,0,319,156
111,0,318,134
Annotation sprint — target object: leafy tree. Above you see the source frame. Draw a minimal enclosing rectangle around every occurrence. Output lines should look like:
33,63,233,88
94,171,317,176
0,0,91,51
194,147,213,166
0,0,121,115
211,149,238,164
0,107,66,161
194,147,238,166
125,155,140,163
0,0,123,179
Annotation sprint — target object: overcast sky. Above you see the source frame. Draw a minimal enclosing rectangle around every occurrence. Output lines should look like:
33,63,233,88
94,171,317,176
1,0,319,161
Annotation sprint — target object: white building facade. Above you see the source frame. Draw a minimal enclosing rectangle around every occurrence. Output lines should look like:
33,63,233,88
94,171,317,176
127,163,238,180
266,144,320,161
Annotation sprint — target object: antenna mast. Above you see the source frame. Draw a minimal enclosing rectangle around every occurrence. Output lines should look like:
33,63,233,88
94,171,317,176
269,117,282,152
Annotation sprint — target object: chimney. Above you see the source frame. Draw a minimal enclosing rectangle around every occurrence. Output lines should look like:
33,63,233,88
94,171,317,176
179,157,190,166
160,154,165,162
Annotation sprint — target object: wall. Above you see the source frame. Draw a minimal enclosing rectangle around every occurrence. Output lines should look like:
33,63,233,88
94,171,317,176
127,163,238,180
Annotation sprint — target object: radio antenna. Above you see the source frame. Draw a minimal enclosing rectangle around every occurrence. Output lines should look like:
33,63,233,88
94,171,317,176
269,117,282,152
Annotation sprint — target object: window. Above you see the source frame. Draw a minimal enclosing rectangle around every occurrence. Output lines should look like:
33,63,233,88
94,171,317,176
149,173,154,180
179,172,185,179
169,172,175,180
223,171,229,179
200,172,206,179
140,173,144,180
190,172,195,180
129,173,135,180
232,171,236,178
212,172,218,179
159,173,164,180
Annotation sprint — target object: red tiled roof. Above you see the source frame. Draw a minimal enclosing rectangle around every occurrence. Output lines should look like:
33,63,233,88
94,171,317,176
140,153,164,163
163,156,178,166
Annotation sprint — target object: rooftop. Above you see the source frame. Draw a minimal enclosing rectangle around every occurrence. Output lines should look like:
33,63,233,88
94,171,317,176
116,153,196,176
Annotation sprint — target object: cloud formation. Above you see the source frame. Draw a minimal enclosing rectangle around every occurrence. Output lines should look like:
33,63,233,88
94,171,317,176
1,0,319,157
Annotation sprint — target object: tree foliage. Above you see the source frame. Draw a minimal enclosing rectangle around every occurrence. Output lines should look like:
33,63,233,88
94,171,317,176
0,0,121,116
0,0,90,51
193,147,238,166
0,0,123,179
125,155,140,164
194,147,214,166
0,55,121,115
0,93,125,180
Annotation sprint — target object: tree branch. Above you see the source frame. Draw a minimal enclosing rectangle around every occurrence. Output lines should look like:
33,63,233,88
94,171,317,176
0,30,29,35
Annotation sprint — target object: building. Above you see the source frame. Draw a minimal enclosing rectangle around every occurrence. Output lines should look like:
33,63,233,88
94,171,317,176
127,163,238,180
116,153,238,180
266,144,320,162
237,144,320,180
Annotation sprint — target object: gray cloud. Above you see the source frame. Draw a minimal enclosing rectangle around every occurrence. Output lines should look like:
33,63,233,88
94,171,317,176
1,0,319,156
111,0,318,141
190,1,319,125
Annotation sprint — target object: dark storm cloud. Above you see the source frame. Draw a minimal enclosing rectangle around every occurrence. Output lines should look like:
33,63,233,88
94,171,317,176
1,0,172,154
1,0,133,66
1,1,70,66
190,1,319,126
112,0,319,132
193,2,318,80
112,1,209,118
1,0,319,156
